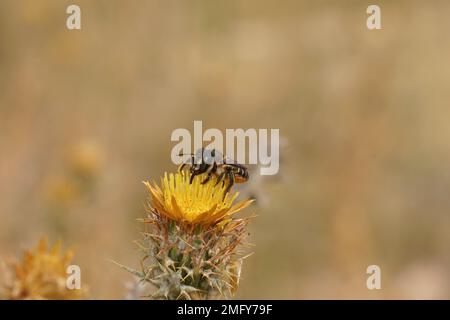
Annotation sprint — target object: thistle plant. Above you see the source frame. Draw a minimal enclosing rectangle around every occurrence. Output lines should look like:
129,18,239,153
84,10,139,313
121,170,254,300
0,237,86,300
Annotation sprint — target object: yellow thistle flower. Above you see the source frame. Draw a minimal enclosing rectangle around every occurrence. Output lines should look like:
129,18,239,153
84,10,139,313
144,171,254,226
2,237,86,300
119,168,255,299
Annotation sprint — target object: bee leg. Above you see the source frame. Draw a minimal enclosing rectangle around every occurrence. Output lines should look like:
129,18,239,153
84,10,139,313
190,171,199,184
178,153,195,173
201,171,212,184
223,171,235,199
215,171,226,187
189,166,206,184
202,162,217,184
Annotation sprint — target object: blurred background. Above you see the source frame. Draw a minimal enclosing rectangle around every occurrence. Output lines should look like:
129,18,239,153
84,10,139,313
1,0,450,299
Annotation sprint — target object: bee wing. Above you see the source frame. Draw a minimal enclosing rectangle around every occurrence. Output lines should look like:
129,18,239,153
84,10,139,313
203,148,225,164
223,155,238,165
191,148,205,164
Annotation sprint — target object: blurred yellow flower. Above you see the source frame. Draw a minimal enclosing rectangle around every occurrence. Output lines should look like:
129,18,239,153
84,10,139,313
68,140,103,180
2,237,86,300
44,175,78,207
144,171,253,227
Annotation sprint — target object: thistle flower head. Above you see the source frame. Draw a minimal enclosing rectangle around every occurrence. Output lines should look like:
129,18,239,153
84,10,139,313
1,237,85,300
121,168,255,300
144,171,253,227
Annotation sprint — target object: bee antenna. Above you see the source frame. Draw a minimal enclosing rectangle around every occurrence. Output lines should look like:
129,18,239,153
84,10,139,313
178,152,194,156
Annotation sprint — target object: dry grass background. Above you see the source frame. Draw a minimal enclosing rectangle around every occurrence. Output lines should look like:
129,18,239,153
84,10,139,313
1,0,450,299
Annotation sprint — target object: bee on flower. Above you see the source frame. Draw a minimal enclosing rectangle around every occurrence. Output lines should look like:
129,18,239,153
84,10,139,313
118,152,255,300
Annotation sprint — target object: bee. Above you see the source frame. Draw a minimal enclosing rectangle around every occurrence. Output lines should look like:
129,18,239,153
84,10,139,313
178,148,249,196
